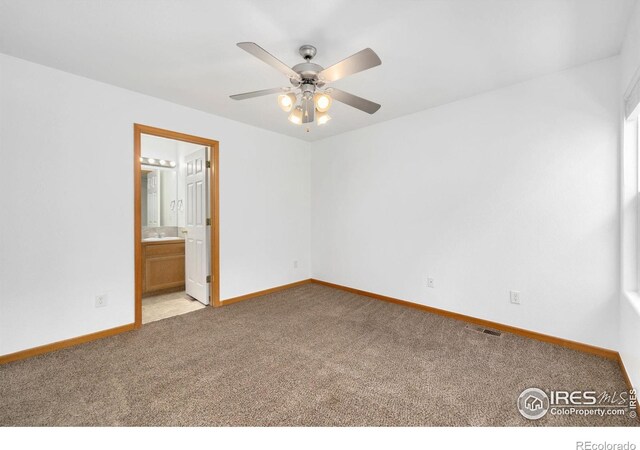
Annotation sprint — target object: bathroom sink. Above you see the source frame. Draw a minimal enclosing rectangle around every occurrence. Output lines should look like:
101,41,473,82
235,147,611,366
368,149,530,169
143,237,183,242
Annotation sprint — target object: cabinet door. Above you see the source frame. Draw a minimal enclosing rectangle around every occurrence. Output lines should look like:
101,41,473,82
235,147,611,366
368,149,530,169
145,255,185,292
142,242,185,294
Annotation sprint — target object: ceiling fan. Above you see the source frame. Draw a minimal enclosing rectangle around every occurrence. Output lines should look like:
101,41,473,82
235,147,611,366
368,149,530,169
230,42,382,127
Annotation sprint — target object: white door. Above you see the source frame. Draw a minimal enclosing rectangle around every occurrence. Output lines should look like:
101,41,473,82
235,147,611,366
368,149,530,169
184,147,210,305
147,170,160,227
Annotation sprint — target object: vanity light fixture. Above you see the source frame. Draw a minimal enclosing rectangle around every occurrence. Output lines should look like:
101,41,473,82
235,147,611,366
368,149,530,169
140,157,176,168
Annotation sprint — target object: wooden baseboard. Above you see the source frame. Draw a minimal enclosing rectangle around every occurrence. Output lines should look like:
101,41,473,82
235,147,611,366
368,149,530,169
0,279,314,364
310,279,618,360
0,323,136,365
221,279,312,306
0,277,625,376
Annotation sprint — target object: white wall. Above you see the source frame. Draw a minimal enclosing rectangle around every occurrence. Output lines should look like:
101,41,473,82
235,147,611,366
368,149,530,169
0,54,311,356
311,57,620,350
619,0,640,390
0,49,626,358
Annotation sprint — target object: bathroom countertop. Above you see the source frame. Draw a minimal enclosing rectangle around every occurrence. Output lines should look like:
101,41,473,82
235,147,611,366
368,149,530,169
142,237,185,243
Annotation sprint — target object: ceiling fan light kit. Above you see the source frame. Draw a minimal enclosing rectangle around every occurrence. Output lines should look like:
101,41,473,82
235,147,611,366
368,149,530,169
277,92,296,112
230,42,381,129
288,106,303,125
316,110,331,126
314,92,332,112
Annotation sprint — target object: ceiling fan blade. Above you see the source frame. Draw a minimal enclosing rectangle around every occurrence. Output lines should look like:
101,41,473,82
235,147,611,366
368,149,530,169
237,42,300,80
318,48,381,83
229,87,288,100
302,96,315,123
329,88,381,114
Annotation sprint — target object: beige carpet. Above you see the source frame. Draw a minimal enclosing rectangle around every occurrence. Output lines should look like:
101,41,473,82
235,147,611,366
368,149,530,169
0,283,635,426
142,291,206,324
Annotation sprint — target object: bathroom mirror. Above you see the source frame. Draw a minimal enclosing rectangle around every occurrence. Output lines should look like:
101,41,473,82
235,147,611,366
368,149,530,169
141,166,179,227
140,133,204,239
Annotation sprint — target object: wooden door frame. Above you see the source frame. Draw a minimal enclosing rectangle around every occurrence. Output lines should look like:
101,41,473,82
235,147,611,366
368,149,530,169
134,124,220,328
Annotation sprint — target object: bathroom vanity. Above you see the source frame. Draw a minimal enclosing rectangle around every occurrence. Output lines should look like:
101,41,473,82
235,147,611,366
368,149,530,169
142,238,185,295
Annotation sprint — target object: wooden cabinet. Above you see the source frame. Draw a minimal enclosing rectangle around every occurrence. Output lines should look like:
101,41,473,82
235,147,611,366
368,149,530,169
142,240,185,295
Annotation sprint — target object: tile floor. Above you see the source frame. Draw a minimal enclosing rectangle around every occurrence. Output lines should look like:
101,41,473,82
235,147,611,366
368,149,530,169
142,290,206,324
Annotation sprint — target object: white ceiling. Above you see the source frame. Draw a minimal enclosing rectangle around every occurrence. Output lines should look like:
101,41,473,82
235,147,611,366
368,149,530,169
0,0,635,141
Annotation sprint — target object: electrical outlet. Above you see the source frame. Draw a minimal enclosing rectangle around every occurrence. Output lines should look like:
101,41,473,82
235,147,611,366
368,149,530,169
293,260,299,269
510,290,521,305
95,293,108,308
427,278,435,288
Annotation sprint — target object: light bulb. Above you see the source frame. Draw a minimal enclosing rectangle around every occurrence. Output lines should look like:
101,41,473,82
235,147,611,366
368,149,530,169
314,93,332,112
159,160,166,165
316,111,331,126
148,158,156,164
288,106,303,125
278,93,296,112
139,157,144,162
169,161,176,167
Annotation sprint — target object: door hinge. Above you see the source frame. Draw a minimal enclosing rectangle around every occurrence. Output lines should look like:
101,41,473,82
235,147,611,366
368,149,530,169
206,218,211,226
206,275,211,283
206,160,211,169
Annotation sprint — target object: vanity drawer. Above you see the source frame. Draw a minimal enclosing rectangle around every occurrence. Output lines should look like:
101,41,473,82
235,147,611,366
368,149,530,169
143,241,185,257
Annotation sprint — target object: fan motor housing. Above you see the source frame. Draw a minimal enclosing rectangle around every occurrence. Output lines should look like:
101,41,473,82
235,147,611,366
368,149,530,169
292,62,324,83
291,45,326,87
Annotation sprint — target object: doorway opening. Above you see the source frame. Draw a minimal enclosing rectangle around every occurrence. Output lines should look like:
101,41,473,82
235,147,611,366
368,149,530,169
134,124,220,327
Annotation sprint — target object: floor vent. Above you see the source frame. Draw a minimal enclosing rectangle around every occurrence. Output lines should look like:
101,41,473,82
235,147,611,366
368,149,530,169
465,324,503,337
482,328,502,337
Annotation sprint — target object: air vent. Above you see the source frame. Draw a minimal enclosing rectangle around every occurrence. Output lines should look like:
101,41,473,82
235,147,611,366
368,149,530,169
482,328,502,337
465,324,503,337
